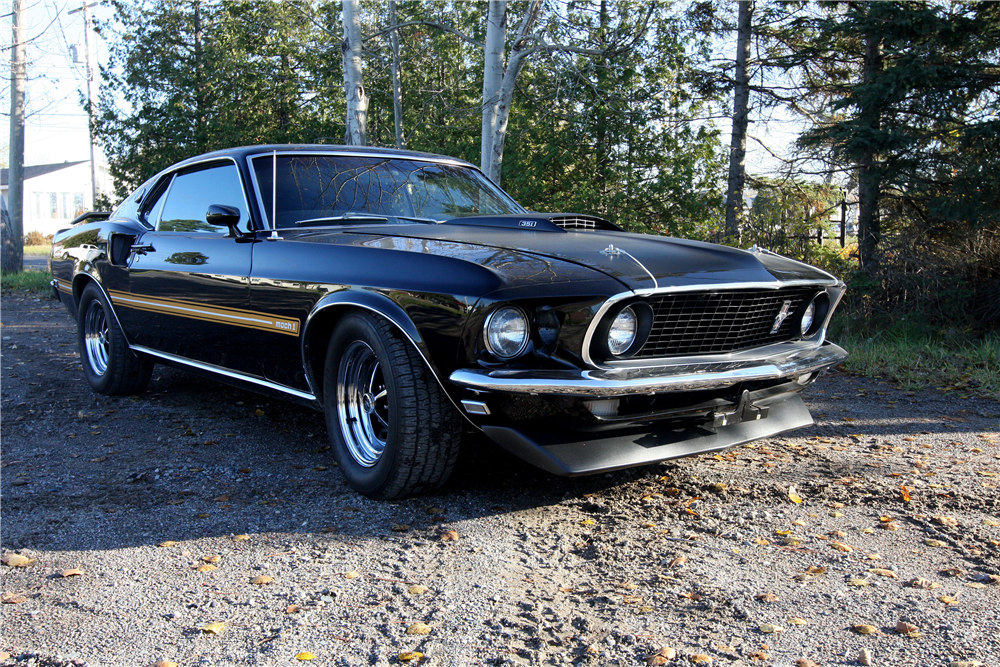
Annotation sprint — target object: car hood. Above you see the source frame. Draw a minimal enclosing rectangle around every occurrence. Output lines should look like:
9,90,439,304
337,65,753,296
355,219,836,292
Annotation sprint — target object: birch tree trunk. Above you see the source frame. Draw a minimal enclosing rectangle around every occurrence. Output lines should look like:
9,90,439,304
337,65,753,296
342,0,368,146
723,0,752,244
480,1,506,180
481,0,543,185
389,0,406,149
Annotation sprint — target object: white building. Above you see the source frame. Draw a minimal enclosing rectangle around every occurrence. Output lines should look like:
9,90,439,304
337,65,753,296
1,160,112,239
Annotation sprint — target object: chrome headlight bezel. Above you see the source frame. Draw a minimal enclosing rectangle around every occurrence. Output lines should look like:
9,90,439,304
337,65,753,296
484,305,531,360
591,300,653,361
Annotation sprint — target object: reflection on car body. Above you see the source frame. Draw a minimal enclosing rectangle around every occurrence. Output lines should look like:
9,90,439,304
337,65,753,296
50,145,848,499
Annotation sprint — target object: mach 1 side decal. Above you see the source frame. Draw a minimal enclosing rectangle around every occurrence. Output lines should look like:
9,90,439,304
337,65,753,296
107,290,301,336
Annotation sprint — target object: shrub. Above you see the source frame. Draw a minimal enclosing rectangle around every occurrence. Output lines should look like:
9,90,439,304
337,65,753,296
23,231,52,246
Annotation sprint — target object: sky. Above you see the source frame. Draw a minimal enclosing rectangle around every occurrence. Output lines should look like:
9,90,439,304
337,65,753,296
2,0,112,167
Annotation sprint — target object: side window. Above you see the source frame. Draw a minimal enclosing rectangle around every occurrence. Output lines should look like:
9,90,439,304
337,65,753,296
156,162,250,233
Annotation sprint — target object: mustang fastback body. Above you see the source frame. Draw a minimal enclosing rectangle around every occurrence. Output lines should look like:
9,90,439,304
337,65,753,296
51,145,847,498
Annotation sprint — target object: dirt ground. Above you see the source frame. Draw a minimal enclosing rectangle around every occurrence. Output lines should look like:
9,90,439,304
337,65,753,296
2,291,999,667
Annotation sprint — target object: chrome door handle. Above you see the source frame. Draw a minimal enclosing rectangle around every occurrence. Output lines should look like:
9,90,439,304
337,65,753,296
130,243,155,255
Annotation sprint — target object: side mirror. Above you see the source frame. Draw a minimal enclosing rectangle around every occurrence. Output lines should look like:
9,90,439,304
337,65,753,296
205,204,250,240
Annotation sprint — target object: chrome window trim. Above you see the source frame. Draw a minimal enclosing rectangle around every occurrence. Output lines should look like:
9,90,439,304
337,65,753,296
153,156,254,234
131,345,317,402
245,150,523,231
580,279,843,369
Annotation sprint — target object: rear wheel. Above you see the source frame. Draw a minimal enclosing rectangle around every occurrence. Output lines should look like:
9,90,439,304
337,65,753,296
77,282,153,395
323,311,462,499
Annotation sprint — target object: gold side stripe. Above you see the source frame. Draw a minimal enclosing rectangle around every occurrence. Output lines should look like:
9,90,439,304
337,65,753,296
108,290,300,336
54,278,72,294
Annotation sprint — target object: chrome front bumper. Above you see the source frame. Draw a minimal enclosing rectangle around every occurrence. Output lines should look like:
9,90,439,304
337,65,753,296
449,342,848,397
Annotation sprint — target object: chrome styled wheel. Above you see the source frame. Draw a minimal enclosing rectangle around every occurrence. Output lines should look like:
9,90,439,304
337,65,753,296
83,298,110,376
336,340,389,467
323,311,463,499
76,282,153,395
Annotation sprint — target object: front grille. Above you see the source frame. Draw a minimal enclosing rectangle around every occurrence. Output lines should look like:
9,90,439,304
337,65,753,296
550,215,617,231
635,287,816,358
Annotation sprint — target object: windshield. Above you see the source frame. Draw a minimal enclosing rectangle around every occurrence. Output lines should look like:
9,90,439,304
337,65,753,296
251,154,523,229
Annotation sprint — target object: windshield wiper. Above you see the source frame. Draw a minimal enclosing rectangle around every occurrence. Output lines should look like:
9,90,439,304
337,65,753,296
295,213,389,227
393,215,440,224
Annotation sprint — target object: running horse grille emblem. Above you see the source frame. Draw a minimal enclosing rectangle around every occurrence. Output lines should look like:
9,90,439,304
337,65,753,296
600,244,622,258
770,300,793,334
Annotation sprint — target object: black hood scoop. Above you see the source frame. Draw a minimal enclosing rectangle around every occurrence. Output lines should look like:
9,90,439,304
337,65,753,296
442,213,623,233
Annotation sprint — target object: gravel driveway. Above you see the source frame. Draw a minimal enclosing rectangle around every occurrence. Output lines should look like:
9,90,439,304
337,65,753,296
2,292,998,667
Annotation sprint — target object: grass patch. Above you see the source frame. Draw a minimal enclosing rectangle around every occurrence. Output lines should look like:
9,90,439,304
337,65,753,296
1,270,54,295
23,244,52,256
835,330,1000,398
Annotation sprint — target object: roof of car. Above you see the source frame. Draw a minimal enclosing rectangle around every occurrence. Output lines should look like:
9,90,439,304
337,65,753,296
174,144,478,170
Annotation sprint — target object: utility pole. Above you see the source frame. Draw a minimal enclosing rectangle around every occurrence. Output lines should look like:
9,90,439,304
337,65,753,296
69,2,99,209
3,0,26,273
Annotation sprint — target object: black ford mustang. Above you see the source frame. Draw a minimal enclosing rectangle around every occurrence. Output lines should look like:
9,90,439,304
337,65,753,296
51,145,847,499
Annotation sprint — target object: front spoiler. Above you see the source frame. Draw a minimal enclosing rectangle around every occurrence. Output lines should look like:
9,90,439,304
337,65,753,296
482,393,813,476
450,342,847,398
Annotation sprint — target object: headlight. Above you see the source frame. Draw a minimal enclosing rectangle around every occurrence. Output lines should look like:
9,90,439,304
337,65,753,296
800,301,816,336
608,306,638,356
485,306,530,359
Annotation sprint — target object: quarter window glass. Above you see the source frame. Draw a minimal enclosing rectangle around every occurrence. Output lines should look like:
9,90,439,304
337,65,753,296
157,163,249,233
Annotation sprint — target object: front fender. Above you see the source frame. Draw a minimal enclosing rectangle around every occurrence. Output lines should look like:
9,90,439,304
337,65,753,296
301,289,467,418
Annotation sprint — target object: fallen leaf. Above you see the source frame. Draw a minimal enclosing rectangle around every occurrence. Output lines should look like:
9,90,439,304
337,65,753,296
829,511,844,518
294,652,317,661
900,485,912,502
199,622,225,634
408,585,429,595
759,623,785,634
195,513,210,519
202,555,222,563
983,518,999,527
233,534,250,542
406,622,433,635
852,624,879,635
895,620,919,634
848,578,869,587
805,565,828,575
932,516,958,527
398,652,424,663
788,617,809,625
1,592,27,604
858,648,873,666
925,539,949,548
689,655,712,664
195,564,217,573
251,576,274,585
938,594,959,605
158,541,178,548
755,593,779,603
1,554,36,568
440,530,460,542
213,495,230,502
254,409,265,417
153,661,179,667
669,556,688,569
343,570,361,579
794,660,821,667
425,506,445,515
61,568,84,577
286,604,301,613
869,568,897,579
581,519,596,526
749,652,770,661
788,486,804,503
391,524,410,532
830,542,854,552
908,577,941,589
940,568,964,577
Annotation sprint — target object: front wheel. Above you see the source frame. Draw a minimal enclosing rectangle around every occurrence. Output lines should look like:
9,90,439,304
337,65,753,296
323,311,462,499
77,282,153,395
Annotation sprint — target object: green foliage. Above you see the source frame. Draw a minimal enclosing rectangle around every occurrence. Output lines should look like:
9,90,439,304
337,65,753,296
834,328,1000,398
23,231,50,246
1,270,54,294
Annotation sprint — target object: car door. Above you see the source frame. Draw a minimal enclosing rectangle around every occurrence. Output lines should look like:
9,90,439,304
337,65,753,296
113,159,259,375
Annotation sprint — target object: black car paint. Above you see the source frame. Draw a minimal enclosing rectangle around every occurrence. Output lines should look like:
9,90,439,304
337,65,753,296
52,144,845,479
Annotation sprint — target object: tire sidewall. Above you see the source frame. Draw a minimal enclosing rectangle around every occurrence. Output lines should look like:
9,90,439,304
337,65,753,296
323,313,404,497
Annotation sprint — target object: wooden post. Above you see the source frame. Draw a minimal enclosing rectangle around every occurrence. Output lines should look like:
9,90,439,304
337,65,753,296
840,200,847,247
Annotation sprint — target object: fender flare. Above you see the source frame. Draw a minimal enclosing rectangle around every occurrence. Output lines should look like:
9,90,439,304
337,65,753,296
71,269,134,349
301,289,469,422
